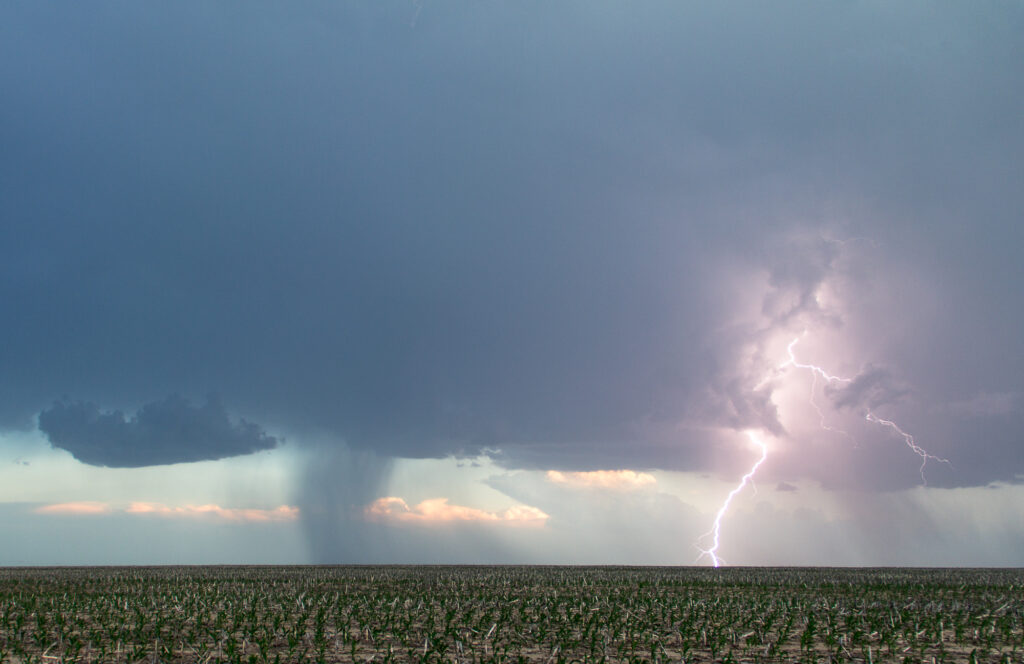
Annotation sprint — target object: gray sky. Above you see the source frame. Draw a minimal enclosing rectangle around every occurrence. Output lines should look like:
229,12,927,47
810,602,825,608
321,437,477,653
1,1,1022,565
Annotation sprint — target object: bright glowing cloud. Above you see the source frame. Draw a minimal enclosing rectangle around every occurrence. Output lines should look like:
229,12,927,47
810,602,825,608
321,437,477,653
34,501,111,515
545,469,656,490
365,497,548,527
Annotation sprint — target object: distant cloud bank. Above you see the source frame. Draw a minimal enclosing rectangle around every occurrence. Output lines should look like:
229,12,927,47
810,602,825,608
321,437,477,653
546,469,656,490
34,501,298,522
365,496,548,527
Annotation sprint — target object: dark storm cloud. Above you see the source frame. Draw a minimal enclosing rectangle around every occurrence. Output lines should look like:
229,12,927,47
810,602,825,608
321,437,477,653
38,396,277,467
827,366,909,412
1,1,1022,489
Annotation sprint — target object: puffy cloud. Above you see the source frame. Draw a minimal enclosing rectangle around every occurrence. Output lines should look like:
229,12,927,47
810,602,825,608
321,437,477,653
545,469,656,490
364,497,548,527
37,395,278,467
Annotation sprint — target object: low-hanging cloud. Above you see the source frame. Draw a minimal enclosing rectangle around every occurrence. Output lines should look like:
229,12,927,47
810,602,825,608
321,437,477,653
37,395,278,467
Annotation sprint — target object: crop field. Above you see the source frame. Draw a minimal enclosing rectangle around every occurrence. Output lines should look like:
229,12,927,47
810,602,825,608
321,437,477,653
0,566,1022,664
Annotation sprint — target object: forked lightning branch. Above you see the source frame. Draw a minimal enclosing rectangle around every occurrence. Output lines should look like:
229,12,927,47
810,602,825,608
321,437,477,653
697,334,951,567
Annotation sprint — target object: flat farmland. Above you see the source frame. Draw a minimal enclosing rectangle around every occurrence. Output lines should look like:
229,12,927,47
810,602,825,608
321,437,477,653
1,566,1021,663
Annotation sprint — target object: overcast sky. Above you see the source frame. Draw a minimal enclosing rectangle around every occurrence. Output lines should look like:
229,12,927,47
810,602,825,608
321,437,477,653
2,1,1022,566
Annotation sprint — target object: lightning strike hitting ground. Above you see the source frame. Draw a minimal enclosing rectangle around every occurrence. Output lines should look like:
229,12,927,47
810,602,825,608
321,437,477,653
698,333,953,567
697,430,768,568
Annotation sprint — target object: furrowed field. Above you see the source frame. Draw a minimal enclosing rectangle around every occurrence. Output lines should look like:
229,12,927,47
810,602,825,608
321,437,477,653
1,567,1021,663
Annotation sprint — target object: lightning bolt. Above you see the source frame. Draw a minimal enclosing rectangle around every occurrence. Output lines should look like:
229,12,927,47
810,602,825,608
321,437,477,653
697,430,768,568
784,335,951,484
781,334,856,441
864,413,950,484
698,333,952,567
